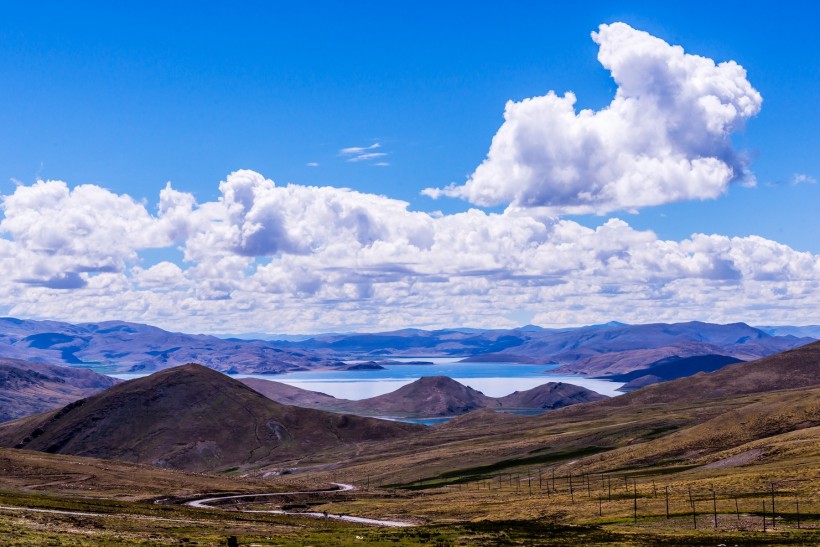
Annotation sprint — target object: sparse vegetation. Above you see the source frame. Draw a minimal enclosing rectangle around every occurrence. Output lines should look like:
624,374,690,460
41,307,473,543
0,342,817,544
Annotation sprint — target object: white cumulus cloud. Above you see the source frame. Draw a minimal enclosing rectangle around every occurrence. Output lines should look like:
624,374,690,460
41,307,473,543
1,170,817,333
424,22,762,215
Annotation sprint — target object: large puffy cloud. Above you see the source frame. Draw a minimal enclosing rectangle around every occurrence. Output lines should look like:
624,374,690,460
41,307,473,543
0,180,171,288
0,170,817,333
424,22,762,215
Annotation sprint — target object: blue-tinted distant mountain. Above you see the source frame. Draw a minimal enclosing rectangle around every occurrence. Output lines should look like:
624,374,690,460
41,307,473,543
757,325,820,339
0,318,341,374
0,317,812,379
281,321,813,376
603,354,744,391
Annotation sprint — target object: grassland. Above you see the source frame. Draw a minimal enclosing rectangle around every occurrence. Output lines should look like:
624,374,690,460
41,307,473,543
2,402,817,545
1,344,817,545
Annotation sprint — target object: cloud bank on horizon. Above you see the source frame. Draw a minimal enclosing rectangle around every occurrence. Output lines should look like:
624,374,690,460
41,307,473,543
0,23,816,334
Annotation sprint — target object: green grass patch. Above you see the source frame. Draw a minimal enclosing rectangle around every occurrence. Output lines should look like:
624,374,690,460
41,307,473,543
394,446,612,490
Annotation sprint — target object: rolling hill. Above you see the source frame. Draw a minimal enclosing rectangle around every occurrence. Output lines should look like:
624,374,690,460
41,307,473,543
345,376,498,417
497,382,607,409
0,358,118,422
286,340,820,491
597,339,820,407
602,354,744,391
241,376,605,418
0,364,421,472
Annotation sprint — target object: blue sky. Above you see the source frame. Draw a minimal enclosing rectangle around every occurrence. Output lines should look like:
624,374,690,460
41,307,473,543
0,2,817,333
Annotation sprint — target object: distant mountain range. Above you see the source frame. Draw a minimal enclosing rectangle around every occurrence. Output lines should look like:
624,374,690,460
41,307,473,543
0,317,813,378
757,325,820,338
278,320,813,374
240,376,605,418
0,317,342,374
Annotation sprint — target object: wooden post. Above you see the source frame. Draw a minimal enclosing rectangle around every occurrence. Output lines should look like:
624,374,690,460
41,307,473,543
689,486,697,530
665,486,669,519
527,470,532,496
735,496,740,524
586,474,591,498
538,468,542,490
598,494,602,516
632,479,638,525
762,500,767,532
771,483,776,529
712,490,718,529
652,480,657,497
569,473,574,503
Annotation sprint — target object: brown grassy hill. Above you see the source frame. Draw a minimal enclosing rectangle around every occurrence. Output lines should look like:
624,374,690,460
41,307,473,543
579,386,820,471
596,339,820,408
497,382,606,410
0,358,118,422
0,447,286,501
0,364,421,472
292,342,820,488
345,376,498,417
242,376,606,419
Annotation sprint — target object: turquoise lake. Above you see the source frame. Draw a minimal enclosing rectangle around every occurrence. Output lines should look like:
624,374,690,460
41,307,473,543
230,357,625,399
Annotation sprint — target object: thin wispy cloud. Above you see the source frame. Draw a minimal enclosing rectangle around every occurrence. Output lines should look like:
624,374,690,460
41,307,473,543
792,173,816,185
347,152,387,162
306,162,319,167
766,172,817,187
339,143,389,164
340,143,381,155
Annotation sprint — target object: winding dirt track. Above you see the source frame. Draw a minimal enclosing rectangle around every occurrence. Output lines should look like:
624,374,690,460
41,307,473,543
185,482,415,527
